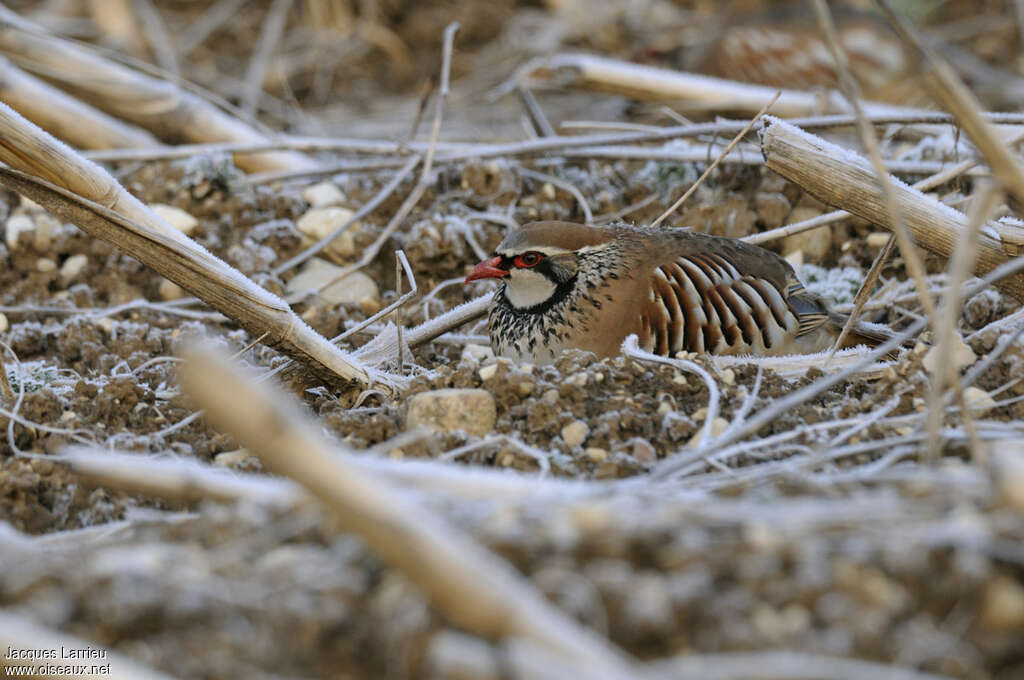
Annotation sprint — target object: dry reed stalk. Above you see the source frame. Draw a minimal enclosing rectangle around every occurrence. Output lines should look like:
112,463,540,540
179,346,636,679
760,118,1024,302
811,0,936,361
63,447,306,508
522,53,923,118
0,56,158,150
924,182,1000,459
0,6,314,174
62,444,604,506
0,610,177,680
877,0,1024,211
0,102,381,389
242,0,293,116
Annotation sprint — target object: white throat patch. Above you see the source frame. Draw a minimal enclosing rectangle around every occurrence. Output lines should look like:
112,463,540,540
504,269,557,309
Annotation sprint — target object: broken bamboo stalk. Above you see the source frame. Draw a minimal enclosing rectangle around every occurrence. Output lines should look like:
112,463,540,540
0,55,158,150
0,6,314,174
760,117,1024,302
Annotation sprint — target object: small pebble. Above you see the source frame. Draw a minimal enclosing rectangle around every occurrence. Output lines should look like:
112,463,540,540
296,207,358,259
33,214,58,251
561,420,590,448
0,313,7,334
285,258,380,306
866,232,892,248
301,181,346,208
923,335,976,374
406,388,496,436
962,387,996,415
36,257,56,273
158,278,186,301
4,214,34,250
461,344,494,364
214,449,253,467
585,447,608,462
59,253,88,285
478,364,498,381
980,575,1024,630
151,204,199,236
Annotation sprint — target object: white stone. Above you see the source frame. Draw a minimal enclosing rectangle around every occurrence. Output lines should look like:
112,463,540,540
923,334,976,374
33,214,58,251
59,253,88,285
158,278,185,301
35,257,56,273
962,387,996,415
0,312,7,333
585,447,607,462
406,388,496,436
561,420,589,448
286,258,379,306
302,181,346,208
866,232,892,248
5,214,34,250
478,363,499,381
296,207,359,259
214,449,254,467
461,344,495,364
151,204,199,235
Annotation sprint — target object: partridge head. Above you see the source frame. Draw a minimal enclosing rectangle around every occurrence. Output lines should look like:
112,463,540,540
465,221,859,364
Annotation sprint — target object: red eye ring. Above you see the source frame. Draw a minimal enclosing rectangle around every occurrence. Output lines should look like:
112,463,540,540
514,251,543,268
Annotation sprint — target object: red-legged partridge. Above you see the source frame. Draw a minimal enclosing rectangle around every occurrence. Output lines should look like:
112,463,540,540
465,221,858,363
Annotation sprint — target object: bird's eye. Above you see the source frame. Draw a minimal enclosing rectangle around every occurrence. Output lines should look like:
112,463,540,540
514,252,543,268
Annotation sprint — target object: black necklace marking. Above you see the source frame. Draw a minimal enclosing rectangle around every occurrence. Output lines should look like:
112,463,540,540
498,272,579,315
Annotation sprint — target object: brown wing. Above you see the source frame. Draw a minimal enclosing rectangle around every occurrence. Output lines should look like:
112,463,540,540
638,231,829,356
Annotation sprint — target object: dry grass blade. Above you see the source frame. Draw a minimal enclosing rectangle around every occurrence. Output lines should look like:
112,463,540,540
760,118,1024,301
179,346,636,679
0,5,313,173
0,102,379,388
